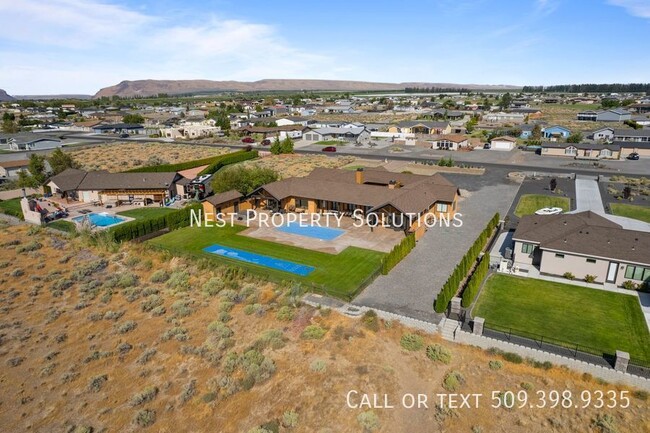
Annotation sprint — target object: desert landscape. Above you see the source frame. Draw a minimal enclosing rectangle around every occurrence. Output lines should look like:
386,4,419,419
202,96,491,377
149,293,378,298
67,143,230,172
0,220,647,433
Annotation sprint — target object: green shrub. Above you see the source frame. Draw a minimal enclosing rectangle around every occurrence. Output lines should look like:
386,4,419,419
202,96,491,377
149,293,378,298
282,410,299,428
310,359,326,372
130,386,159,406
561,272,575,281
442,371,465,391
357,410,380,431
149,270,169,283
621,280,638,290
134,409,156,427
488,360,503,370
400,333,424,351
276,306,295,321
207,321,233,339
584,274,597,283
591,413,617,433
116,320,137,334
361,310,380,332
110,203,202,242
202,277,225,296
88,374,108,392
300,325,327,340
501,352,523,364
166,271,190,290
141,295,163,312
425,344,451,363
171,300,192,318
632,390,648,401
520,382,533,390
461,254,489,308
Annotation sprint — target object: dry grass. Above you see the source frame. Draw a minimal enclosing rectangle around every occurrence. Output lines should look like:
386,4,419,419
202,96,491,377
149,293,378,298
68,142,229,172
537,104,627,132
0,224,648,432
241,154,355,178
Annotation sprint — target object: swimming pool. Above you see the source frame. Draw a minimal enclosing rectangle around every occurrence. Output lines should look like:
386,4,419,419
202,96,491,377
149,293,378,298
72,212,126,227
277,223,345,241
204,244,315,276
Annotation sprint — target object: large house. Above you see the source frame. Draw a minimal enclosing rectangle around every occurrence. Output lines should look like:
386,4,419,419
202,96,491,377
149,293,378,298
46,168,185,205
430,134,470,150
0,133,63,151
303,127,371,144
612,141,650,158
203,167,460,240
512,211,650,287
576,109,632,122
540,142,620,159
388,121,451,135
541,125,571,140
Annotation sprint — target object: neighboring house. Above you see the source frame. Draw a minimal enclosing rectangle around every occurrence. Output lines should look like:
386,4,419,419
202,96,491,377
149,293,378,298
202,190,247,216
629,103,650,114
388,121,451,135
0,159,30,178
238,125,307,140
303,127,371,144
247,167,460,240
275,117,311,127
46,168,184,205
510,108,543,119
632,116,650,126
519,124,535,139
613,141,650,158
489,136,518,151
590,127,615,142
541,125,571,140
612,128,650,142
160,122,222,139
430,134,470,151
322,105,355,114
482,112,526,123
540,142,620,159
0,133,63,151
512,211,650,287
92,123,145,135
576,109,632,122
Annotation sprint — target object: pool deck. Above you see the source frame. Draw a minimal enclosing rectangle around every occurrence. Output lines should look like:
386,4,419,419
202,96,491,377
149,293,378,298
241,213,404,253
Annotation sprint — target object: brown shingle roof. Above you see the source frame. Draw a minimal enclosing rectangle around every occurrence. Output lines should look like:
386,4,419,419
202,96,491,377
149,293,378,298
77,171,179,191
514,211,650,265
47,168,88,191
206,190,243,206
255,168,458,215
0,159,29,169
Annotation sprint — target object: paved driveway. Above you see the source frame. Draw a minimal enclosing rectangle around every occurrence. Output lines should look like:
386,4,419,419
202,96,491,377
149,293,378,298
353,171,520,323
575,176,605,213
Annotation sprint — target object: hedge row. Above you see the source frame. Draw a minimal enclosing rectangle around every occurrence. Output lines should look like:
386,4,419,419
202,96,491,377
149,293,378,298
460,253,489,308
109,203,202,242
198,150,258,176
381,233,416,274
434,213,499,313
124,149,256,173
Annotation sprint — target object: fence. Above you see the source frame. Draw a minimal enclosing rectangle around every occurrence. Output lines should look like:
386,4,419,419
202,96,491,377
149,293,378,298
482,321,650,378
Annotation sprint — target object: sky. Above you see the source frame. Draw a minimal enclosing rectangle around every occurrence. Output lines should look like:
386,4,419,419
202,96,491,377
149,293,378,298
0,0,649,95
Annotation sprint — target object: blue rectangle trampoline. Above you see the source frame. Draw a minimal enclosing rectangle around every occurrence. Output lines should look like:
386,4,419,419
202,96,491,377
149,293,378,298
277,223,345,240
203,244,315,276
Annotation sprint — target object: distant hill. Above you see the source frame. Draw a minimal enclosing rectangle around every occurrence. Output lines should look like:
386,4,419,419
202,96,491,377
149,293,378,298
13,94,92,100
0,89,15,102
93,79,521,98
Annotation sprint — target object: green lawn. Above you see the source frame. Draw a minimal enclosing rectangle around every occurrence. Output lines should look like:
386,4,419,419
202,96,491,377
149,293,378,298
0,198,23,219
314,140,345,146
117,207,176,220
610,203,650,224
474,274,650,361
148,225,385,299
514,194,571,217
47,220,76,233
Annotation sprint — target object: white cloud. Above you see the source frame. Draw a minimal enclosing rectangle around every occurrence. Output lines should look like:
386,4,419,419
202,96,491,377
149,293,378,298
0,0,334,93
607,0,650,18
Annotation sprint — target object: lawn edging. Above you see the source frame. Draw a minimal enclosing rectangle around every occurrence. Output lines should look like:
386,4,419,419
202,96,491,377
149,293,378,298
123,149,257,174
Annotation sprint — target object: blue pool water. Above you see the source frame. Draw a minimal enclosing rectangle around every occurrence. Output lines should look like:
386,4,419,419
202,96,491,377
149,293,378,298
72,212,126,227
277,223,345,240
203,244,315,276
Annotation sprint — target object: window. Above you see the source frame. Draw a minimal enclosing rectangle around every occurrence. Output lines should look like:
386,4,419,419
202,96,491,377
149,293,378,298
295,198,308,209
521,243,535,254
564,146,577,155
437,203,448,213
601,149,611,157
586,258,596,264
624,265,650,281
555,253,565,258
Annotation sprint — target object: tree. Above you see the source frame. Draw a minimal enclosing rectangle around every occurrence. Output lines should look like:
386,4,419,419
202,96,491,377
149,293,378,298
2,112,18,133
270,138,282,155
211,166,279,196
549,178,557,192
122,113,145,124
280,137,294,154
28,154,48,185
207,109,231,134
623,185,632,200
566,132,583,143
498,93,513,110
531,124,542,140
48,148,80,175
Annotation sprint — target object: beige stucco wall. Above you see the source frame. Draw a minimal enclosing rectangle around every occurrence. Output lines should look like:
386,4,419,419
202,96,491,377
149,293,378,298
513,241,535,265
540,250,610,282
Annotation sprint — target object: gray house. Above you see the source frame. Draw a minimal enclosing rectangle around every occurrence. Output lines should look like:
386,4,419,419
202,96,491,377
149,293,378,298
0,133,63,151
303,127,371,144
512,211,650,287
577,109,632,122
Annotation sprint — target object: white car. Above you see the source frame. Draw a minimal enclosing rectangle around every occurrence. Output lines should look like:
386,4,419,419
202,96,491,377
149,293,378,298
535,207,563,215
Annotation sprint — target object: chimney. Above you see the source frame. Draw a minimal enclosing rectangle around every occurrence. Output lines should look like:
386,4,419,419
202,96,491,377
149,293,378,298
355,167,364,184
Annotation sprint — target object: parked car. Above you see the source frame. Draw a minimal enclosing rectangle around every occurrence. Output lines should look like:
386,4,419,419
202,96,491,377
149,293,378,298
242,137,255,143
261,139,271,146
483,143,491,149
321,146,337,152
119,133,130,138
627,152,640,160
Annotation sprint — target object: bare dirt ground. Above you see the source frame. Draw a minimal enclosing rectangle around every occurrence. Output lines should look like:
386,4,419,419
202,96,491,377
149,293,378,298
0,222,648,433
241,154,355,178
68,142,229,172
